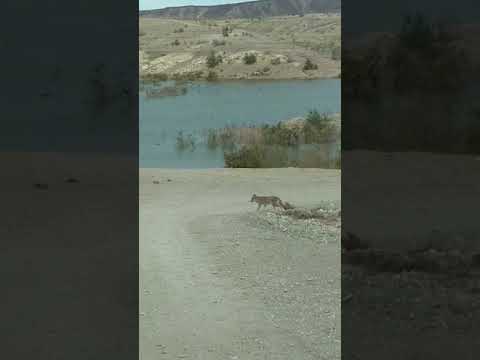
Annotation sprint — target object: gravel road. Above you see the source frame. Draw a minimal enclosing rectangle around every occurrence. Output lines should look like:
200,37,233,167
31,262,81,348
140,168,340,360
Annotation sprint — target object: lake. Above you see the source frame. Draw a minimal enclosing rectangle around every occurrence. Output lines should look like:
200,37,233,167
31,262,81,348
140,79,340,168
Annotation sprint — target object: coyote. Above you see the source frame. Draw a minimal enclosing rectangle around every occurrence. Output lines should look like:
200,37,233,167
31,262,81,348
250,194,283,210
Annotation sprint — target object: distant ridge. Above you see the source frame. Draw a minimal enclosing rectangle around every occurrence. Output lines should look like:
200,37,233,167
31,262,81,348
140,0,341,19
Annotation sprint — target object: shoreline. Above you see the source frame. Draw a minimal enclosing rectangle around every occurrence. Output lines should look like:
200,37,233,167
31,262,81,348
139,73,340,84
140,166,342,171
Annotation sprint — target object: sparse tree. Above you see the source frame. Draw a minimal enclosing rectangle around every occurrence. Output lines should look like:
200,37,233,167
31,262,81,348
206,51,223,68
206,71,219,81
303,58,318,71
243,53,257,65
222,26,229,37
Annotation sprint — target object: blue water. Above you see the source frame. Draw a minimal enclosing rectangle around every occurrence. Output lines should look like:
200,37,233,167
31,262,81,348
140,79,340,168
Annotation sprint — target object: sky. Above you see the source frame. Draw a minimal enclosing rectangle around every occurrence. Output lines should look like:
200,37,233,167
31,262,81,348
139,0,252,11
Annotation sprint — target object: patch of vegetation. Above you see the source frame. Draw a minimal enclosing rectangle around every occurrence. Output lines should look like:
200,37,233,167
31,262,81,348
222,26,230,37
306,110,328,126
171,39,180,46
141,72,169,82
271,57,282,65
145,86,187,98
310,43,323,53
224,144,264,168
303,58,318,71
173,28,184,33
206,51,223,68
342,13,477,153
206,129,219,150
261,123,301,147
199,110,340,168
171,71,204,81
176,131,196,152
203,126,237,151
399,13,444,50
334,154,341,169
203,111,337,150
218,127,236,150
243,53,257,65
212,39,226,47
223,143,295,168
304,110,337,143
206,71,219,82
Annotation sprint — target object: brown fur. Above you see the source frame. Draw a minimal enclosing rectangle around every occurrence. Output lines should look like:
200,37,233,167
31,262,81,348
250,194,283,211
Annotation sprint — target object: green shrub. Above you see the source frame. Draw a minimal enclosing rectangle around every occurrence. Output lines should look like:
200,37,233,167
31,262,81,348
306,109,326,126
206,51,223,68
304,111,336,143
399,13,437,50
261,123,300,147
224,144,292,168
173,28,184,33
171,71,203,81
303,58,318,70
212,39,226,47
172,39,180,46
222,26,229,37
224,144,264,168
206,71,219,81
334,154,341,169
243,53,257,65
176,131,187,151
141,72,168,82
206,129,219,150
271,57,281,65
176,131,196,152
218,127,236,150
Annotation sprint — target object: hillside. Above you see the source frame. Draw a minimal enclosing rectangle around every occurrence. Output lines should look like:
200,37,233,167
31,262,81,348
140,0,341,19
139,14,340,81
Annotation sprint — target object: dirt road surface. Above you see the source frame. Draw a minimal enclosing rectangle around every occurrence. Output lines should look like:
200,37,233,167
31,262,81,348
140,168,340,360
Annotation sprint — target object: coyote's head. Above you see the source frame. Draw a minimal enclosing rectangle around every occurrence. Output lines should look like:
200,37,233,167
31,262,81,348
250,194,257,202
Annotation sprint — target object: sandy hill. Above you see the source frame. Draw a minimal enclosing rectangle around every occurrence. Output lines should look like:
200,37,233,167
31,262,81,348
140,0,341,19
